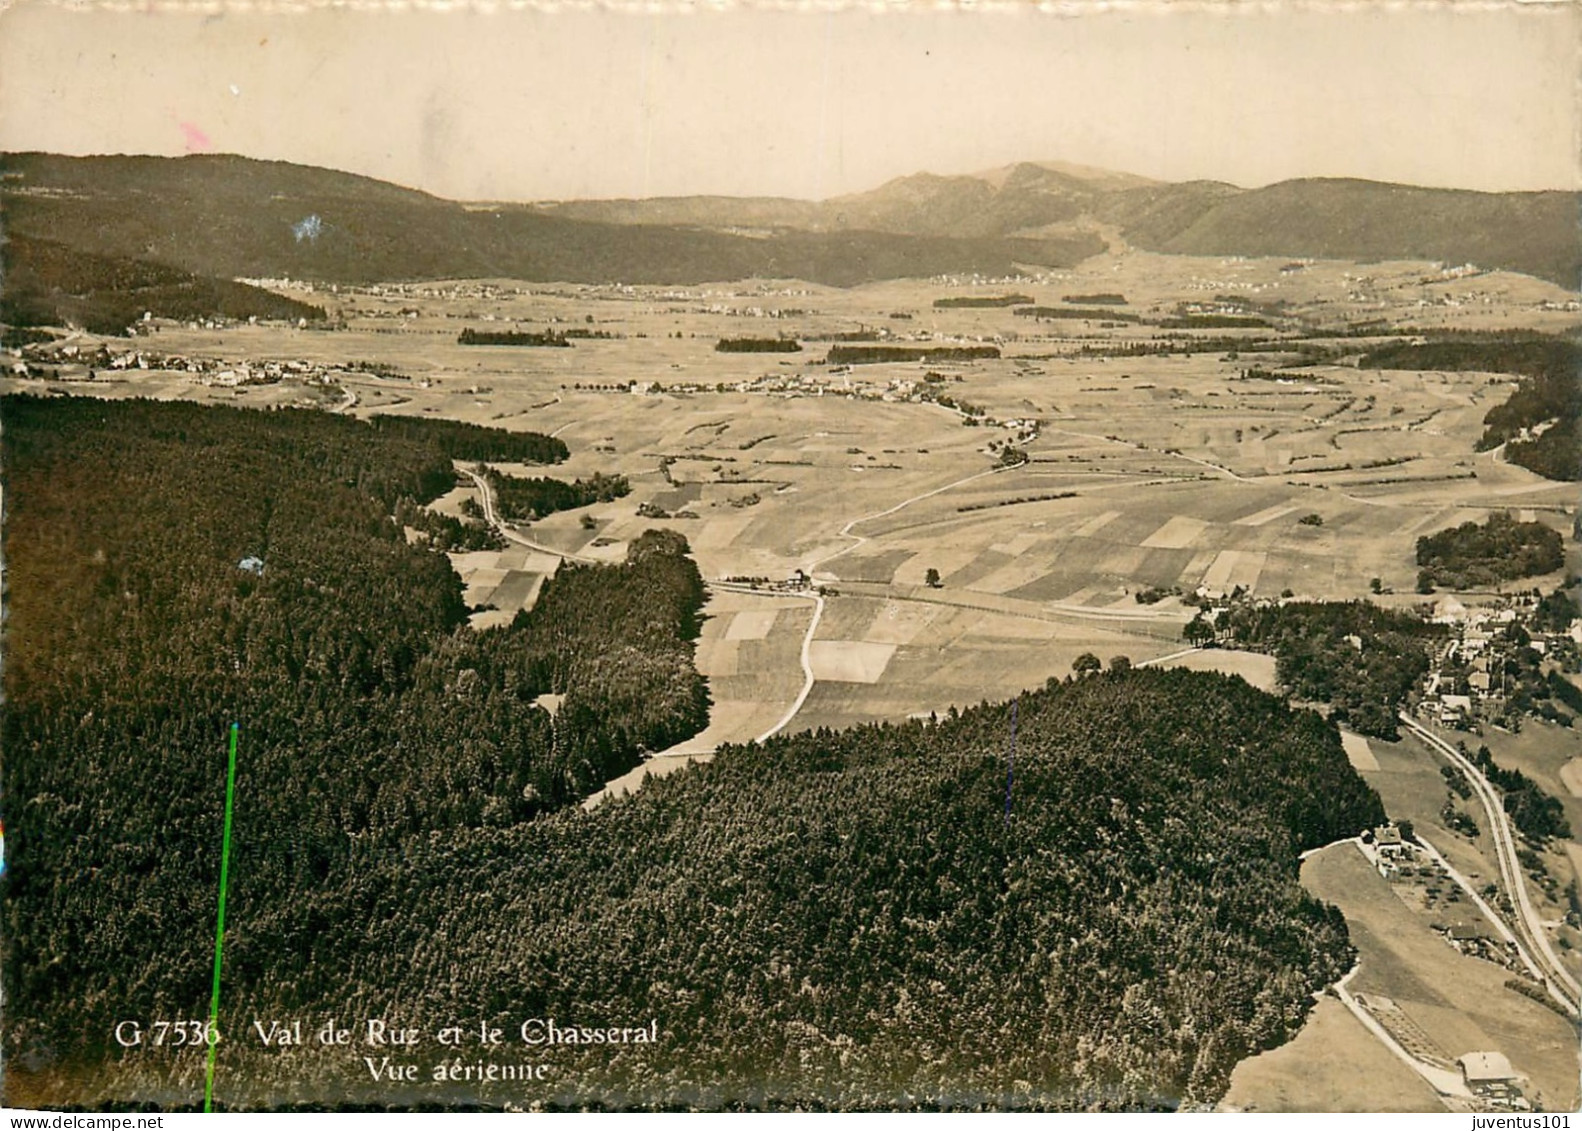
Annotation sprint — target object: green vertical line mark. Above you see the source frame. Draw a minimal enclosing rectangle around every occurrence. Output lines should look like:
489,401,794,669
203,721,240,1113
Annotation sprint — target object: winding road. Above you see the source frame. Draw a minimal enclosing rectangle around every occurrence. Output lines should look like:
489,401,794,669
459,465,602,565
805,462,1011,574
583,462,1030,808
1400,712,1582,1013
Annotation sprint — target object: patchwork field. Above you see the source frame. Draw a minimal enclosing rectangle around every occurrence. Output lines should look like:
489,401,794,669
13,255,1575,756
9,243,1579,1114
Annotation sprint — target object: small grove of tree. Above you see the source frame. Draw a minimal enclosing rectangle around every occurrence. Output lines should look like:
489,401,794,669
1416,511,1564,590
924,567,942,588
458,327,571,347
1205,600,1446,739
932,294,1033,308
394,496,503,552
487,469,630,521
715,338,800,353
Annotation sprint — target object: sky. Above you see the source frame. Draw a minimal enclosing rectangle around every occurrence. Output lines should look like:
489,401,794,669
0,1,1576,202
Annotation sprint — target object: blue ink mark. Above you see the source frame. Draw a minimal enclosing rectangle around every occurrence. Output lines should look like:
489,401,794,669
292,215,323,244
1003,698,1018,825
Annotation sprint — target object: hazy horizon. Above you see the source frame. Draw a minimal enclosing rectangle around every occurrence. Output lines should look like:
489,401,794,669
1,2,1577,201
10,147,1580,206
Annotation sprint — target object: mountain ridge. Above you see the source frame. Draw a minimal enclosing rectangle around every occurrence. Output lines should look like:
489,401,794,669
3,151,1576,289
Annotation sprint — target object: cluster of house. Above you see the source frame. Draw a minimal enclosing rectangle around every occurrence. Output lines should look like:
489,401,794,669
930,272,1037,288
349,281,524,302
689,303,805,320
719,570,818,595
1176,300,1260,317
1181,276,1277,294
7,340,357,390
1417,593,1581,728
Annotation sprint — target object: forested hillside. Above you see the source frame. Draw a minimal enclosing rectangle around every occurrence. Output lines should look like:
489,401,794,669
7,474,1380,1115
0,234,326,335
2,396,709,1107
0,153,1097,289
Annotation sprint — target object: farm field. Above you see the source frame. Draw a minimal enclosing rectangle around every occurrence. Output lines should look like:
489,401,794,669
10,254,1577,753
1297,842,1579,1112
1152,647,1278,692
7,240,1580,1114
1222,996,1444,1112
1361,722,1582,986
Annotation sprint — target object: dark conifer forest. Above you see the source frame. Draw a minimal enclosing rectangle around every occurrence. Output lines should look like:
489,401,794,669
485,468,631,521
3,395,1385,1111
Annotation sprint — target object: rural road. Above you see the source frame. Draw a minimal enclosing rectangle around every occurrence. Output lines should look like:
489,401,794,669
1401,712,1582,1012
808,462,1010,575
581,582,823,810
459,465,602,565
1331,957,1472,1101
587,462,1016,809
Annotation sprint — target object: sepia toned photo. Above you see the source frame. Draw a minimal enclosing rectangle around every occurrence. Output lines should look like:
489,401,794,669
0,0,1578,1114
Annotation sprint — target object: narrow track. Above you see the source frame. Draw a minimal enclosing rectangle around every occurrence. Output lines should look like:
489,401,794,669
1400,713,1581,1012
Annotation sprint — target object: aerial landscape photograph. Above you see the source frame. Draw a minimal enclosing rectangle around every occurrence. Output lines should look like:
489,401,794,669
0,0,1578,1115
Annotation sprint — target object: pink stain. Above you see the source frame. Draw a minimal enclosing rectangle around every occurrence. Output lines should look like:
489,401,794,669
179,121,213,153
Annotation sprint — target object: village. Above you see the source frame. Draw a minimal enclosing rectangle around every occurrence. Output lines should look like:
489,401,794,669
1417,591,1582,732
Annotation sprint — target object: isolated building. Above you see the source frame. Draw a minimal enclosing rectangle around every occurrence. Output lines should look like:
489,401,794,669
1458,1051,1518,1088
